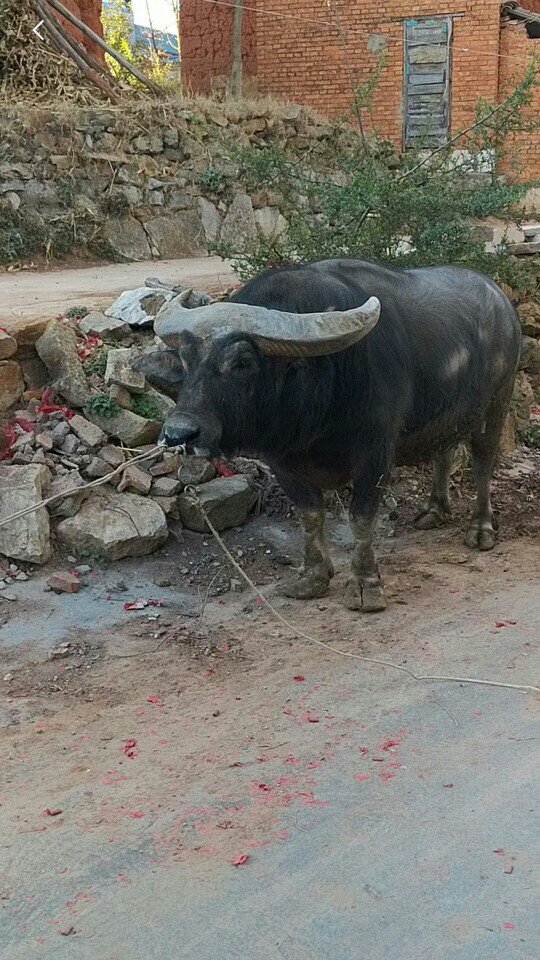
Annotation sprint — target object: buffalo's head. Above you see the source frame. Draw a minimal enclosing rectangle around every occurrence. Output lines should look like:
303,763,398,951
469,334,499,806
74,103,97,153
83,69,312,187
143,294,381,457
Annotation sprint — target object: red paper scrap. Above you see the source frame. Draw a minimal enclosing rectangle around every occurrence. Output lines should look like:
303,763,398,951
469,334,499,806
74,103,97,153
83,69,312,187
231,854,249,867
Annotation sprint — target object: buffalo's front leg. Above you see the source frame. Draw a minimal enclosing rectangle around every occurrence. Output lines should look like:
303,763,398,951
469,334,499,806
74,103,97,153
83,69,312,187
345,464,387,613
282,507,334,599
272,468,333,600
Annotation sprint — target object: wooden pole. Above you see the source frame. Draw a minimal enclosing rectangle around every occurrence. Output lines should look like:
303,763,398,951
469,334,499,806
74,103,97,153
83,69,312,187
229,0,244,98
31,0,120,103
44,0,164,96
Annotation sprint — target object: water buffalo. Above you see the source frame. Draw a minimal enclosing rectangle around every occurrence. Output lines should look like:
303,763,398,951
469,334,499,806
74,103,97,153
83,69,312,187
144,259,521,612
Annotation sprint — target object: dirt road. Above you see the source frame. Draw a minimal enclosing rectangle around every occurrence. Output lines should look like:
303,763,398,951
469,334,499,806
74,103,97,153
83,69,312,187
0,454,538,960
0,257,237,334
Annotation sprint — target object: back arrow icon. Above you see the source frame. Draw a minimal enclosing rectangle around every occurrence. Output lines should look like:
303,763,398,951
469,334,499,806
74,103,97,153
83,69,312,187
32,20,45,40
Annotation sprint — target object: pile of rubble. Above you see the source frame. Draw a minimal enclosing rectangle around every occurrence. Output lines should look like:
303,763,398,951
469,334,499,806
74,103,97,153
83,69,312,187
0,283,258,568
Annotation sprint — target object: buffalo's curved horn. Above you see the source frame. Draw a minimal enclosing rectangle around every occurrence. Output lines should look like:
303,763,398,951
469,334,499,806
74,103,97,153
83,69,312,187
154,297,381,357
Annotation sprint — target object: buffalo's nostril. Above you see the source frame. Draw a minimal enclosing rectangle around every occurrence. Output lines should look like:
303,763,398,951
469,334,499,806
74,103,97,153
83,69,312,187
163,424,200,448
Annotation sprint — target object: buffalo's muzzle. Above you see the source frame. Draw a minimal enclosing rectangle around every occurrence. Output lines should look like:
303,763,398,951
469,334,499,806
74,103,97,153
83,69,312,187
162,418,200,449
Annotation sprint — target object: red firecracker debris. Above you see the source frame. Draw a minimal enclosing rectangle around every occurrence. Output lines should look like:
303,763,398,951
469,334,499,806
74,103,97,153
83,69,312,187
146,695,160,704
379,738,400,751
354,773,370,782
42,808,62,817
213,460,237,478
495,620,517,628
123,598,163,611
293,675,305,682
493,848,504,856
123,739,139,759
502,922,515,929
36,388,74,419
231,854,249,867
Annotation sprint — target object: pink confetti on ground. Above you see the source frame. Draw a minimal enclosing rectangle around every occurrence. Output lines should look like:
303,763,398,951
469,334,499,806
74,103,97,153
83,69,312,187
231,854,249,866
502,922,515,929
123,739,140,759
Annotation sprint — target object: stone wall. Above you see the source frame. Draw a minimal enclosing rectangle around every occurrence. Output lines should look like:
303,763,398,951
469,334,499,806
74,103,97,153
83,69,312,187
0,99,349,266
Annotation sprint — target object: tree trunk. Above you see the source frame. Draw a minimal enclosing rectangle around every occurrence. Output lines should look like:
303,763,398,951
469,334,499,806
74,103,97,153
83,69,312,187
229,1,244,98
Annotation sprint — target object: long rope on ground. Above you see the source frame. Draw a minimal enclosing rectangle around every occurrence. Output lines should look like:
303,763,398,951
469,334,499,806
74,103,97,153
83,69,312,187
183,486,539,695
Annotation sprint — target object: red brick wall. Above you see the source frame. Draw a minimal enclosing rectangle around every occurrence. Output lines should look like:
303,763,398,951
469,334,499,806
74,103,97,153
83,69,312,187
252,1,501,141
60,0,105,63
180,0,256,93
499,19,540,180
180,1,537,178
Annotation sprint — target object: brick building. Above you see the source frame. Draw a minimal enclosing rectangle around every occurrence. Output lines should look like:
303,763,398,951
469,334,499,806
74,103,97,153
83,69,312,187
180,1,539,179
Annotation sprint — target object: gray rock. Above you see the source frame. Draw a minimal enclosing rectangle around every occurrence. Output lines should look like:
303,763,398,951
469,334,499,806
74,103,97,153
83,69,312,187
85,406,161,446
132,133,163,154
163,127,179,148
221,193,258,252
103,218,151,262
0,464,51,564
144,213,207,259
84,457,110,479
50,421,71,446
115,185,142,205
178,456,215,488
520,335,540,374
169,189,191,211
22,180,60,207
0,360,24,413
105,348,146,394
152,476,181,497
254,207,288,239
5,192,21,211
0,330,17,360
101,444,127,468
48,470,89,518
150,453,180,477
197,197,222,243
69,414,107,449
61,434,80,456
151,496,180,518
105,287,176,328
109,383,133,410
177,475,255,533
35,320,91,408
117,463,152,495
79,312,130,340
57,492,168,560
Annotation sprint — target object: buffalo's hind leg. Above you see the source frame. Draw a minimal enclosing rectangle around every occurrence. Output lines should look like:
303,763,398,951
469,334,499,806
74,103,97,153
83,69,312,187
273,469,333,600
345,464,388,613
415,445,456,529
466,380,514,551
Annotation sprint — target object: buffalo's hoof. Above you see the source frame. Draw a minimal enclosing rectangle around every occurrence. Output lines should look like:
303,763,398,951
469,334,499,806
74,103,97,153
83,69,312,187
281,570,330,600
415,501,451,530
466,522,497,551
344,578,387,612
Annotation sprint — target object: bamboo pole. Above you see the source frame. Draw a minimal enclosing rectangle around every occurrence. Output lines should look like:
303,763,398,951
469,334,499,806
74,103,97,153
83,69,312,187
44,0,164,96
31,0,120,103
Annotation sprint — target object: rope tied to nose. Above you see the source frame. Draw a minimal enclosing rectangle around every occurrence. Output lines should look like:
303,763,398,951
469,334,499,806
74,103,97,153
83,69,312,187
183,485,539,695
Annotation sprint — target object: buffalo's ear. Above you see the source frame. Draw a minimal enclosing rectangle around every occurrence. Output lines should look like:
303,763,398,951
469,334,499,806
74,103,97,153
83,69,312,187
219,340,258,375
131,349,185,399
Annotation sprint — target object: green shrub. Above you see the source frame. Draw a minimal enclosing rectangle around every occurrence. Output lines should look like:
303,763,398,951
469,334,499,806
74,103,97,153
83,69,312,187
87,394,119,418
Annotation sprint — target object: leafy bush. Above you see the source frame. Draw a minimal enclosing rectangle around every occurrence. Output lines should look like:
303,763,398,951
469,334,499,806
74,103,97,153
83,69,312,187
131,394,161,420
87,394,119,418
215,63,539,297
